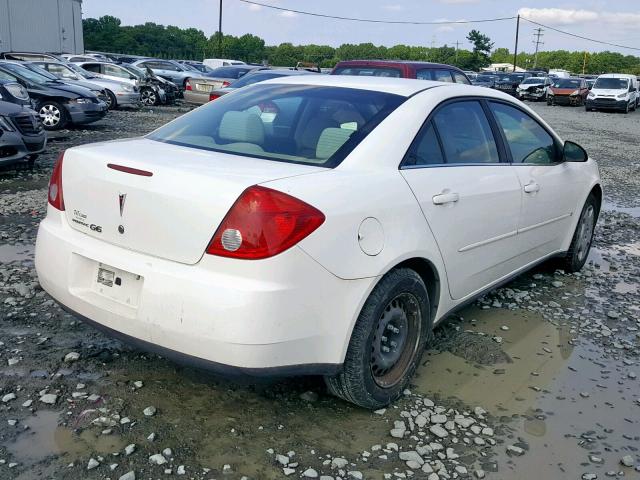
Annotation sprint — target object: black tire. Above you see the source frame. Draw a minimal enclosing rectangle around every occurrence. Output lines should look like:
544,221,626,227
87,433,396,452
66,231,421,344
561,193,598,273
624,102,630,114
546,98,553,106
37,101,68,130
26,154,38,168
325,268,431,409
105,89,117,110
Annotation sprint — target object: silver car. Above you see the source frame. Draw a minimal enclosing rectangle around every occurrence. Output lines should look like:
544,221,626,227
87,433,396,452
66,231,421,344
33,61,140,109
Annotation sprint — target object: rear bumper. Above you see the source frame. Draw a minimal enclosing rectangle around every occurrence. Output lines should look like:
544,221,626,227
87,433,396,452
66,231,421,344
183,90,210,105
0,130,46,165
35,208,373,374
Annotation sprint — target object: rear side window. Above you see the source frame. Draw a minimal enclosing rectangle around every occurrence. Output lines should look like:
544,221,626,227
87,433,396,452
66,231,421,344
104,64,129,79
432,101,499,164
405,122,445,166
434,70,454,83
82,63,101,74
490,102,557,164
333,67,402,78
416,69,433,80
148,84,405,168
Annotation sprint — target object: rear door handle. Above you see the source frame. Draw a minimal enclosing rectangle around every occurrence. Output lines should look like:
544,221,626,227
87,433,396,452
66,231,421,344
524,182,540,193
432,192,460,205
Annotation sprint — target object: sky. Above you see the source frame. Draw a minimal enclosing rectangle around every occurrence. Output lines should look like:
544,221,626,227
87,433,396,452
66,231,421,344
81,0,640,55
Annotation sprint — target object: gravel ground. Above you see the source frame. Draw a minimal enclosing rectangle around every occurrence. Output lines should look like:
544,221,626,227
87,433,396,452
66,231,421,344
0,101,639,480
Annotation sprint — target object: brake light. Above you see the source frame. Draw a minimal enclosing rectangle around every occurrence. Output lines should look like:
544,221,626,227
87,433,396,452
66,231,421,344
206,186,325,259
209,93,220,101
185,80,192,91
48,151,65,211
222,81,231,87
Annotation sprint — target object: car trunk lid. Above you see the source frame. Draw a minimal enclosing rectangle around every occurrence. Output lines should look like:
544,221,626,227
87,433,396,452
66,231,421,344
62,138,325,264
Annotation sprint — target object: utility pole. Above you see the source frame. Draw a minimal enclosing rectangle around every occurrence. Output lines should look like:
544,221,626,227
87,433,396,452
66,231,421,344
218,0,223,57
454,40,461,65
513,14,520,72
582,51,588,76
532,27,544,69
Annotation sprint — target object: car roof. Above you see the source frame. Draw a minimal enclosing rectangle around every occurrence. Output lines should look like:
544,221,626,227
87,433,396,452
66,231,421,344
334,60,463,70
260,74,485,97
598,73,634,79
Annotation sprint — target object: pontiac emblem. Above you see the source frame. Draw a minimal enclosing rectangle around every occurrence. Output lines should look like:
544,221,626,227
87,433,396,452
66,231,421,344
118,193,127,217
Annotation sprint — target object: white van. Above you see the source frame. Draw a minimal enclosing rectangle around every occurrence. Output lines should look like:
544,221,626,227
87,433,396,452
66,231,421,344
203,58,246,69
586,73,639,113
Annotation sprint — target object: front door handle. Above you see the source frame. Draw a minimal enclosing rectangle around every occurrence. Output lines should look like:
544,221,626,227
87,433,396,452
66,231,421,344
432,192,460,205
524,182,540,193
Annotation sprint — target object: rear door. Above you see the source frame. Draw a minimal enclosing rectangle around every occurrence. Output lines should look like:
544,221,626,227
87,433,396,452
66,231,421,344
487,101,579,260
400,99,522,300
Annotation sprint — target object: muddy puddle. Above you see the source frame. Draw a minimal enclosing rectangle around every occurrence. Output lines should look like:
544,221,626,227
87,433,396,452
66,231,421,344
7,411,127,466
603,202,640,218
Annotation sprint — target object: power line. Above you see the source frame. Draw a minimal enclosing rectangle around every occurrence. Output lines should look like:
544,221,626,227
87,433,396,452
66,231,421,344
238,0,517,25
520,17,640,52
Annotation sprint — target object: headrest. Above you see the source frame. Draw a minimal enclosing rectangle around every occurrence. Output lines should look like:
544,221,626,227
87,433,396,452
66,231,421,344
316,127,353,159
219,111,265,145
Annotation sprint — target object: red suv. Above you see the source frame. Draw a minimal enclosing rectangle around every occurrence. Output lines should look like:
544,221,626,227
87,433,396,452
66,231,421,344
331,60,471,84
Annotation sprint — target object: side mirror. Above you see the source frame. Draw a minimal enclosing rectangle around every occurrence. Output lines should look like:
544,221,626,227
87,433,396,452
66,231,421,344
631,87,637,92
563,141,588,163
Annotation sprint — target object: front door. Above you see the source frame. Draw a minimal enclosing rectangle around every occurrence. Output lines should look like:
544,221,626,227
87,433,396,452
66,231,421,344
400,100,523,300
487,101,579,261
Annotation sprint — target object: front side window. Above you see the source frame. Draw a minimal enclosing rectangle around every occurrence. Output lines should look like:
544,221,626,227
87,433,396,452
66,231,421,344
148,84,405,168
490,102,557,164
431,101,499,164
104,64,130,79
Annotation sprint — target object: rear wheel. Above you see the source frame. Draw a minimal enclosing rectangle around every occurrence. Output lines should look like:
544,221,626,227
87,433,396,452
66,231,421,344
325,268,431,409
562,193,598,273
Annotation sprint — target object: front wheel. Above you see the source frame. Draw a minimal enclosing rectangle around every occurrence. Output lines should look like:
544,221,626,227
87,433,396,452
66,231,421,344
105,90,117,110
38,101,68,130
140,88,158,106
325,268,431,409
561,193,598,272
547,98,553,106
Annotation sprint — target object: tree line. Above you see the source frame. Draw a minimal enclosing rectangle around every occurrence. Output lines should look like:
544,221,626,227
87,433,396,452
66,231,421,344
83,16,640,75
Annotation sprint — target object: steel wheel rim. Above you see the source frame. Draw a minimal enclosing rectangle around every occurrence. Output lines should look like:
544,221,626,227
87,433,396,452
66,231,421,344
141,90,156,105
370,293,422,388
39,104,61,127
576,205,595,262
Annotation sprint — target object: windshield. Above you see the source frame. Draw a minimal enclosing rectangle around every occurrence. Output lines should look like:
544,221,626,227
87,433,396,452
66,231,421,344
553,78,582,88
522,78,544,84
0,62,52,84
122,65,145,79
148,84,405,168
67,63,94,78
475,75,494,82
593,77,629,90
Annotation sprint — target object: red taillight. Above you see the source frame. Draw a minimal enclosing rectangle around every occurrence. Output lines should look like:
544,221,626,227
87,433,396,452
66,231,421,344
185,80,192,91
206,186,325,260
48,151,65,211
209,93,220,101
222,81,231,87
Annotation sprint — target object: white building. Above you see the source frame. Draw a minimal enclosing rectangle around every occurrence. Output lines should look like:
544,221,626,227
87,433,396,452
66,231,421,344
0,0,84,54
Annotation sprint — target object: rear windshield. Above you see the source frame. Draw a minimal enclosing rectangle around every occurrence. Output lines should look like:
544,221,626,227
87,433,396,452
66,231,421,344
208,66,257,79
333,66,402,78
229,72,294,88
148,84,405,168
594,77,629,90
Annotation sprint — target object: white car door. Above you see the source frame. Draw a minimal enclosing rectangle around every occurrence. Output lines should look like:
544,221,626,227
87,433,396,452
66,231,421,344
400,100,523,300
487,101,580,261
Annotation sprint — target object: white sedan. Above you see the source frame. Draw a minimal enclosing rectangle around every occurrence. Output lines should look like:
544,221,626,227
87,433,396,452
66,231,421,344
35,76,601,409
